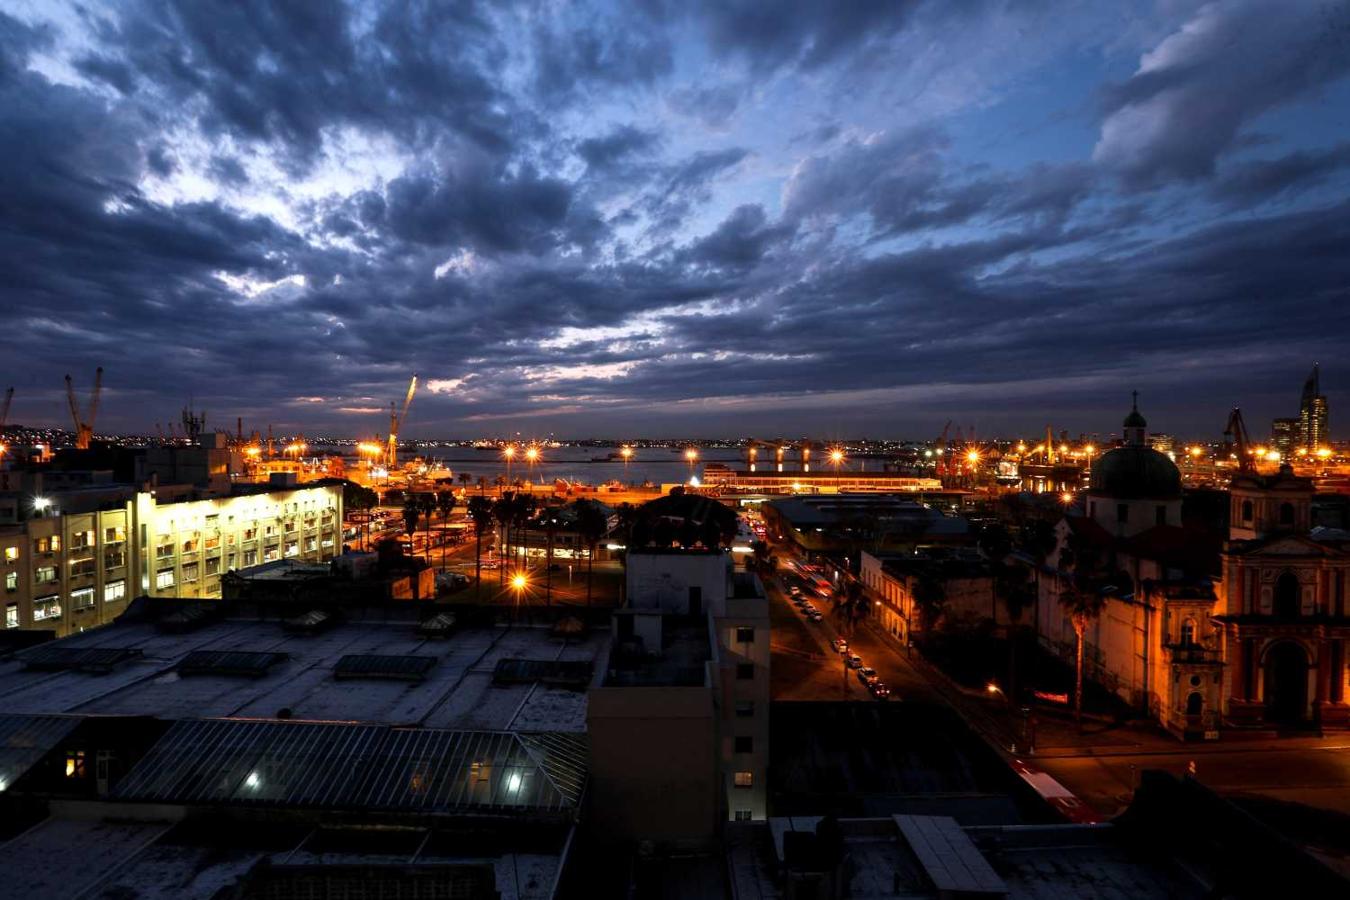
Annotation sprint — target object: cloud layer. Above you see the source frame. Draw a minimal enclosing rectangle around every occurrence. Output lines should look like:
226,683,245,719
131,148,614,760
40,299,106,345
2,0,1348,438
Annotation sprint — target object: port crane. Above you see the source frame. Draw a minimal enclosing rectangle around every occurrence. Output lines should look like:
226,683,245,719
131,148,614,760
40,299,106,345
1223,407,1255,473
386,375,418,469
65,367,103,450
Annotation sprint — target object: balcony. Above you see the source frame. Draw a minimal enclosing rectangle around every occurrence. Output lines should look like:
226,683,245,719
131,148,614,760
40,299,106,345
1164,643,1220,664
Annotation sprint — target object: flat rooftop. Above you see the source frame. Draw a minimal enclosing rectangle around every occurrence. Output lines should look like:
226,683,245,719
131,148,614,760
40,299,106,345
603,615,712,688
0,614,608,732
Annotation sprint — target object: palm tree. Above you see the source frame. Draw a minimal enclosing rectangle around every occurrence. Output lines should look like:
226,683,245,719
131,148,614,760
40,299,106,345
458,472,472,491
401,495,421,539
1060,587,1106,731
468,495,494,597
492,491,515,587
542,507,560,606
435,490,455,572
574,500,609,608
996,569,1035,701
512,493,537,582
477,476,488,495
1059,531,1107,731
420,493,436,561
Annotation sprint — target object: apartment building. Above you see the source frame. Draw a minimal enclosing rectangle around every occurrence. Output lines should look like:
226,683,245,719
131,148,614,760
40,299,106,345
2,483,342,637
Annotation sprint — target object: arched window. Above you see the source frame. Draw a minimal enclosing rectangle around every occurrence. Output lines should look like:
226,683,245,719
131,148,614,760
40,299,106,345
1274,572,1300,618
1241,500,1253,522
1279,502,1295,526
1180,618,1196,646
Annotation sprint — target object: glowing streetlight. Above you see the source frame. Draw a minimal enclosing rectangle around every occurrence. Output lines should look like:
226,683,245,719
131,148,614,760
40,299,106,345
33,496,51,512
829,448,845,474
620,445,633,481
1316,447,1333,459
965,449,980,469
511,572,528,591
1060,491,1074,504
503,443,516,483
524,445,540,485
685,446,698,480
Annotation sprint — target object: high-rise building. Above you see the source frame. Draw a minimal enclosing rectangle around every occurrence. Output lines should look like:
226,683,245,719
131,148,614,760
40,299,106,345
1272,417,1299,455
1298,364,1329,451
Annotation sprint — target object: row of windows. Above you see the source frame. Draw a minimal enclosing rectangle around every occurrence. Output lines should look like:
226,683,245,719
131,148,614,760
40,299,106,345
2,580,128,627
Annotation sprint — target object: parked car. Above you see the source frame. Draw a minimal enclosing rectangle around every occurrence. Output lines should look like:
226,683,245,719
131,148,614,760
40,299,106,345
870,681,891,700
788,585,802,596
846,654,863,669
806,611,824,622
831,639,849,654
856,666,878,686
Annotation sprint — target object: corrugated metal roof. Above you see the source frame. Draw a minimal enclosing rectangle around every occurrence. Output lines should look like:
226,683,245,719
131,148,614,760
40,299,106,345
333,654,438,681
111,719,587,816
0,715,81,790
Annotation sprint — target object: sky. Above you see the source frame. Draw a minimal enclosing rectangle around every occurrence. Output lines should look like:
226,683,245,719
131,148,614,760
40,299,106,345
1,0,1348,441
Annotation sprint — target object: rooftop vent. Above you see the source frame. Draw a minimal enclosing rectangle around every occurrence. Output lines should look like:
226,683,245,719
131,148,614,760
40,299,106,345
20,646,144,674
333,654,438,682
282,609,334,635
416,612,457,639
492,658,594,690
179,650,288,678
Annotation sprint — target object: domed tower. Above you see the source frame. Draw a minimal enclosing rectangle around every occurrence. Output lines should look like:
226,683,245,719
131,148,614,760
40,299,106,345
1086,394,1182,537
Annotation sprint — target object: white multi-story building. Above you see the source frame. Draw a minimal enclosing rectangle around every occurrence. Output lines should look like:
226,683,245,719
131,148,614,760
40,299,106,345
2,483,342,638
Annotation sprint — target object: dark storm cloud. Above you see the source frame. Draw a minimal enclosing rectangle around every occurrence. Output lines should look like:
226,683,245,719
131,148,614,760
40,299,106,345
2,0,1349,437
1211,142,1350,206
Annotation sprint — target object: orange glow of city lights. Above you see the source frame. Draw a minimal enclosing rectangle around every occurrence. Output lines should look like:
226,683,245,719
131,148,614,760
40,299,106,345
1060,492,1074,504
1188,446,1203,457
965,450,980,464
525,446,540,462
829,448,845,464
620,446,633,460
685,447,698,462
503,445,516,459
1316,447,1333,459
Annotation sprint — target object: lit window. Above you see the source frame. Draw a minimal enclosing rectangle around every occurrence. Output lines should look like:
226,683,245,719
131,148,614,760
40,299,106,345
3,547,17,563
104,526,125,543
734,771,753,788
104,581,126,603
33,597,61,621
35,566,57,584
5,572,15,592
71,588,95,611
5,604,16,629
155,570,175,590
65,750,87,779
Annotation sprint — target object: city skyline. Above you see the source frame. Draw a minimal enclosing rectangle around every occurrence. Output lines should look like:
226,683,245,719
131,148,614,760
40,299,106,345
2,1,1349,437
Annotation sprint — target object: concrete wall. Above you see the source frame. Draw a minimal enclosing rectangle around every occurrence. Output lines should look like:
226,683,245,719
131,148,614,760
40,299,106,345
586,684,719,845
626,552,729,616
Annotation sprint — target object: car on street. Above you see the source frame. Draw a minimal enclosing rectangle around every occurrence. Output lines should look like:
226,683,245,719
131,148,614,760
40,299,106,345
845,654,863,669
856,666,878,685
806,610,824,622
830,639,848,654
788,585,802,596
870,681,890,700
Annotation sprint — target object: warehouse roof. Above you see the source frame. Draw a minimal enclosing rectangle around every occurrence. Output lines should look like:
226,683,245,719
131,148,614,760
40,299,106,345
0,614,606,732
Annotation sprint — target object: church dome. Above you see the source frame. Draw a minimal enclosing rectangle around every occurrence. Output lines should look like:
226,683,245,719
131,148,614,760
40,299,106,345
1123,408,1147,429
1089,446,1181,499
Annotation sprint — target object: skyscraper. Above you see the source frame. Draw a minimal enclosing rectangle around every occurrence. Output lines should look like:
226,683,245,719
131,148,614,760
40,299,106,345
1298,364,1329,451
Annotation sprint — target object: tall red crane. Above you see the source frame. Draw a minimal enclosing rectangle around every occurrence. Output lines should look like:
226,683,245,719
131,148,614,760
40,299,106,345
65,367,103,450
386,374,418,469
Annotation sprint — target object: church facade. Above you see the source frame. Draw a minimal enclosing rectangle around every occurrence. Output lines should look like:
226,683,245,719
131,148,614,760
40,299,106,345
1029,399,1350,739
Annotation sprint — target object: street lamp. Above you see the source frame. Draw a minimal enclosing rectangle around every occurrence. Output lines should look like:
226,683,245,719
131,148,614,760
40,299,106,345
503,444,516,484
620,445,633,481
525,445,540,485
829,448,845,475
685,446,698,481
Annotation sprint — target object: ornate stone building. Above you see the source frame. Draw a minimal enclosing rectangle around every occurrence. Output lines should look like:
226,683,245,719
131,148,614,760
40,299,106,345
1034,399,1224,739
1216,466,1350,730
